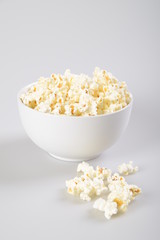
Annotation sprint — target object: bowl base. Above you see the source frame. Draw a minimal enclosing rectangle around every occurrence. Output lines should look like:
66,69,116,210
48,153,100,162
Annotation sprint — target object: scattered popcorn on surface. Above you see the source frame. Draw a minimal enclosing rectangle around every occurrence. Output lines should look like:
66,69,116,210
93,198,118,219
20,68,132,116
66,162,111,201
93,173,141,219
77,161,112,180
104,200,118,219
77,162,95,178
66,161,141,220
129,184,141,199
118,161,138,176
66,176,107,202
107,173,141,213
93,198,106,211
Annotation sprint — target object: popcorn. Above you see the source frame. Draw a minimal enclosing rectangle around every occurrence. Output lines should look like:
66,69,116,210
104,200,118,219
94,173,141,219
20,68,132,116
129,184,141,199
118,161,138,176
93,198,118,219
108,173,141,212
77,161,112,180
93,198,106,211
66,175,107,202
66,162,110,201
107,175,134,212
80,192,91,202
77,161,95,178
66,161,141,220
95,166,112,181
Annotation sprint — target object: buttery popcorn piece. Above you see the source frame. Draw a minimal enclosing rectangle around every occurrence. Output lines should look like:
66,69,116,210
93,198,118,219
66,162,111,201
107,173,141,212
94,173,141,219
20,68,132,116
118,161,138,176
77,161,111,180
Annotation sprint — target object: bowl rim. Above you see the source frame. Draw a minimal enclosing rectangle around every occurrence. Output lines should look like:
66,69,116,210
17,82,133,119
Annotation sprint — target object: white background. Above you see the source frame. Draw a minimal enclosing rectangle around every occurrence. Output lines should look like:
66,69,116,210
0,0,160,239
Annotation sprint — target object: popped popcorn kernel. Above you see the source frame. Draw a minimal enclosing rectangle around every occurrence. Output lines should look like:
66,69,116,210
118,161,138,176
129,185,141,199
93,198,118,219
66,162,110,201
93,198,106,212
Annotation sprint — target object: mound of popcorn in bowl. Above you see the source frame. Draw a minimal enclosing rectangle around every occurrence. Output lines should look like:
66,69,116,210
20,67,131,116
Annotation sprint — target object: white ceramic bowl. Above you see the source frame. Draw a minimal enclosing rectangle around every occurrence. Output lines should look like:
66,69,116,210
17,83,133,161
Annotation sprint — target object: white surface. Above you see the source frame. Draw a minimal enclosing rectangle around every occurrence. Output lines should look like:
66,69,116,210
0,0,160,240
18,84,132,161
